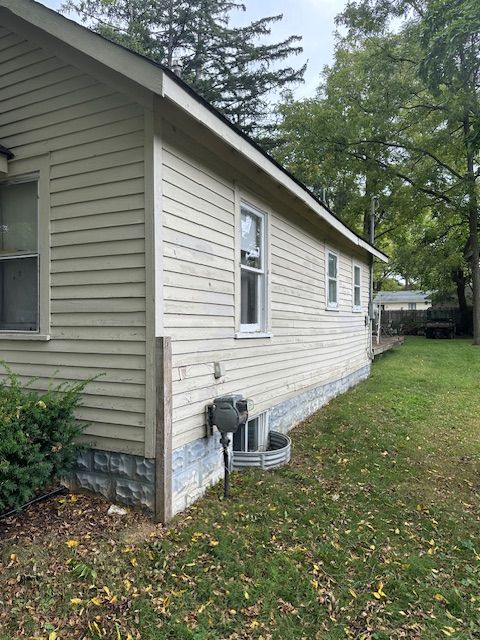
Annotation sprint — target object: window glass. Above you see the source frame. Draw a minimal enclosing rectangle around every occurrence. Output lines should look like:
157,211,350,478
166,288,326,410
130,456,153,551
241,210,262,269
353,265,361,307
247,417,259,452
233,424,245,452
327,251,338,306
0,257,38,330
0,179,39,332
240,203,266,332
241,269,259,325
354,284,361,307
354,265,361,287
233,415,267,452
328,253,337,279
0,181,38,254
328,278,337,304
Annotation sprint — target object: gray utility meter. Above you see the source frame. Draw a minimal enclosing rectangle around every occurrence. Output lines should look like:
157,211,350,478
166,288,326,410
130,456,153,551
206,394,250,435
206,394,253,499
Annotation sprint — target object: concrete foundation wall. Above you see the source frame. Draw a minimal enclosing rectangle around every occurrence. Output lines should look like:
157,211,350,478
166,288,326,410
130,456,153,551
67,449,155,512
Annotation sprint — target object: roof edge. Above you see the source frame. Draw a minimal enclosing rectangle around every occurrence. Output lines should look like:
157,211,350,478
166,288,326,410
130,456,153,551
1,0,388,262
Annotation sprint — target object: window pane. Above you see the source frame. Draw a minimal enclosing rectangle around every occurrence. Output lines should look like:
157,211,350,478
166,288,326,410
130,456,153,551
241,209,262,269
328,278,337,304
0,257,38,331
0,181,38,255
247,417,259,451
233,424,245,452
354,285,361,307
354,265,361,286
241,269,259,325
328,253,337,278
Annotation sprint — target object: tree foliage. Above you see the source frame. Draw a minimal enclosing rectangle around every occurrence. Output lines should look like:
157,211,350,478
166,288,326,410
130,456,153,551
62,0,305,142
277,0,480,340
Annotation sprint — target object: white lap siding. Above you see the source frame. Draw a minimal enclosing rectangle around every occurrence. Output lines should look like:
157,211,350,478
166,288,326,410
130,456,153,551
161,120,370,451
0,26,147,455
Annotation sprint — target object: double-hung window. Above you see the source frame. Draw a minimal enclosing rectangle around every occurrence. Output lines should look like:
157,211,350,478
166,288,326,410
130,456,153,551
353,264,362,311
408,302,416,310
240,202,266,333
326,249,338,309
0,178,39,332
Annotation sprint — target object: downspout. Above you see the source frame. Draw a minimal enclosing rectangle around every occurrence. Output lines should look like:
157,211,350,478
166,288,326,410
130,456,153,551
368,196,378,360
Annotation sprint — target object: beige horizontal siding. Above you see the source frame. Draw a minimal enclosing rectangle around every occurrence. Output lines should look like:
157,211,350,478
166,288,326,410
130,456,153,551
0,27,147,454
161,123,371,451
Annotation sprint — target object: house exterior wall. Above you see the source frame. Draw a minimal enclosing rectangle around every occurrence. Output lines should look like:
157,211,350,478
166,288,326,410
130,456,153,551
0,24,150,458
158,113,373,513
379,301,431,311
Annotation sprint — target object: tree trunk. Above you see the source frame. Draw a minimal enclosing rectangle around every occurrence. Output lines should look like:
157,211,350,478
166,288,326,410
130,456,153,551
464,112,480,344
468,204,480,344
452,268,469,333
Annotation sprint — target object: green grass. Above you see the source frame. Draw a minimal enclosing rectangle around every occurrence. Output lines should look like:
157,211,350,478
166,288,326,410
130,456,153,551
2,337,480,639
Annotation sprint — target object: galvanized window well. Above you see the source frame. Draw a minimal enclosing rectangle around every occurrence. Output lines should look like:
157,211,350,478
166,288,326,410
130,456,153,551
233,413,291,470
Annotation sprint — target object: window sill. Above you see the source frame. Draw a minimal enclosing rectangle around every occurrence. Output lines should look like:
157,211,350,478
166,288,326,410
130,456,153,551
235,332,273,340
0,333,50,341
325,306,339,312
352,307,364,313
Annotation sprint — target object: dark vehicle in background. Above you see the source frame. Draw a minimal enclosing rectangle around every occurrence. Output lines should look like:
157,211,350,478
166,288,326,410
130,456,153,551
425,309,455,339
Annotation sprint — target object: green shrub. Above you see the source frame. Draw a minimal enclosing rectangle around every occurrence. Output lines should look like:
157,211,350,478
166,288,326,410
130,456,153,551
0,365,91,513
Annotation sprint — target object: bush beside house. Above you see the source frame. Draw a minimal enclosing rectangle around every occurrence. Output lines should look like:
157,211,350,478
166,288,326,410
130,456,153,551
0,366,89,512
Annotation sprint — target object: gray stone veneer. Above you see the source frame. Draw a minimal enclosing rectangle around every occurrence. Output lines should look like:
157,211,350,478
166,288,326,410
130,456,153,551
67,449,155,511
269,364,370,434
172,434,224,515
171,364,371,515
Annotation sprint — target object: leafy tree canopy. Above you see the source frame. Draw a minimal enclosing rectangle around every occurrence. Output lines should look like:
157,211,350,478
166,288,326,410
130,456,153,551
62,0,306,143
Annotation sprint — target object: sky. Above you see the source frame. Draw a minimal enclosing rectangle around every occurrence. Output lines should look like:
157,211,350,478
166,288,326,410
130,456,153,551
39,0,348,99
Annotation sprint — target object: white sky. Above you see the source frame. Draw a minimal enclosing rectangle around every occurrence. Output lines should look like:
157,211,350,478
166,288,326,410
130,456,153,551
39,0,348,98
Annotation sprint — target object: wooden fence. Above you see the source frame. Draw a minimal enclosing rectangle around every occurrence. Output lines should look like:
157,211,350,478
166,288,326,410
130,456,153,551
380,308,472,336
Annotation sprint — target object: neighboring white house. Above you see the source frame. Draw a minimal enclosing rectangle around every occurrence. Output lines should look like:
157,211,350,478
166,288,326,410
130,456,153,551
0,0,388,520
374,290,432,311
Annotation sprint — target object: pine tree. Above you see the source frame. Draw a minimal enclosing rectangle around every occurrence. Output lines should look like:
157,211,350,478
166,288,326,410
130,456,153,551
62,0,305,143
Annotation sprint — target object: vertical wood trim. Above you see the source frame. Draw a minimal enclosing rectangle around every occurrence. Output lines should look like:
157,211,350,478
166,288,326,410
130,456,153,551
143,108,156,458
155,336,172,523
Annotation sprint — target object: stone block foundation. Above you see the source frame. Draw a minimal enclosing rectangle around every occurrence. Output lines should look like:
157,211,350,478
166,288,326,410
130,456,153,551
67,449,155,511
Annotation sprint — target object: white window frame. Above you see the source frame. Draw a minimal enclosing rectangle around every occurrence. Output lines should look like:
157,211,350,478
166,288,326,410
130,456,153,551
352,262,362,312
408,302,417,310
0,157,50,341
238,199,269,336
325,248,339,310
233,411,269,453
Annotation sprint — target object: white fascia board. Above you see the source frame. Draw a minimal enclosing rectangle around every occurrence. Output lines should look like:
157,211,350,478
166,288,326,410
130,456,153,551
0,0,162,96
162,75,389,263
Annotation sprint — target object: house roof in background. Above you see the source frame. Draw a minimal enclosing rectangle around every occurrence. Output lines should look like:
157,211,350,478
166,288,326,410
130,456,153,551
374,290,432,304
0,0,389,262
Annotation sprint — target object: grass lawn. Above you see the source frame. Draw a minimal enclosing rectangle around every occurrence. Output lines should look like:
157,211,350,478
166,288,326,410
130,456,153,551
1,337,480,639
